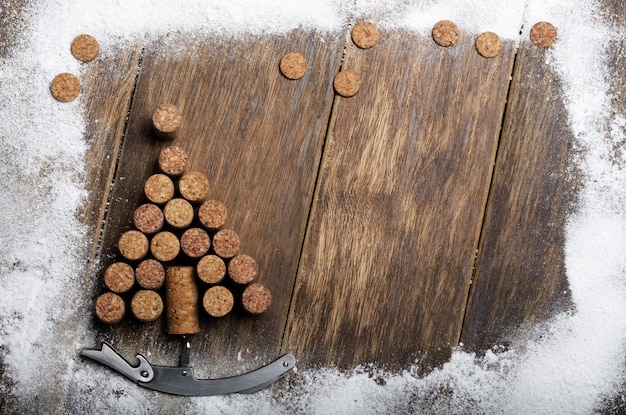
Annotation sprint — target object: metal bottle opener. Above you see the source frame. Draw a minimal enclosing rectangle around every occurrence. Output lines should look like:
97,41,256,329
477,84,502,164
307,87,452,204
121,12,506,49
81,341,296,396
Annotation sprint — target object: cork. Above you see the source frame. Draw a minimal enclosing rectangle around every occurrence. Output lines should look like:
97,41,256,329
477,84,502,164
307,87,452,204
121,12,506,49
279,52,307,80
135,259,165,290
158,145,188,177
163,198,194,229
144,173,175,205
198,200,228,230
475,32,502,58
202,286,234,318
118,230,149,261
432,20,459,47
131,290,164,323
241,283,272,315
150,231,180,262
351,22,380,49
228,254,258,284
180,227,211,258
95,292,125,325
71,34,99,63
333,70,361,98
133,203,164,234
103,262,135,293
152,104,182,140
178,171,210,203
212,229,241,259
165,266,201,334
50,73,80,102
197,254,226,285
530,21,557,48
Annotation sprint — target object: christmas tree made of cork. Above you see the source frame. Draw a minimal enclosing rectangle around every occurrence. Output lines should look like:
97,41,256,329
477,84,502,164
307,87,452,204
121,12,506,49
94,104,271,335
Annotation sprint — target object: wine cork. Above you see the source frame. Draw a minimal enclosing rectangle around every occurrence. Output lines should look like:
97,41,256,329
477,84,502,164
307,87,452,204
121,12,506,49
95,292,125,324
432,20,459,47
241,283,272,315
165,266,201,334
131,290,164,323
198,200,227,230
333,70,361,97
135,259,165,290
475,31,502,58
212,229,241,259
202,286,234,317
71,34,99,63
50,73,80,102
152,104,182,140
163,198,194,229
180,228,211,258
530,21,557,48
351,22,380,49
228,254,258,284
279,52,307,80
144,174,175,205
150,231,180,262
118,230,149,261
133,203,164,234
197,255,226,285
178,171,210,203
158,145,188,177
103,262,135,293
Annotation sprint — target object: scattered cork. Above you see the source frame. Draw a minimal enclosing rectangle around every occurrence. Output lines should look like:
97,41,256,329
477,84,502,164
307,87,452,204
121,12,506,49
197,254,226,285
50,73,80,102
241,283,272,315
103,262,135,293
279,52,307,80
180,228,211,258
95,292,125,325
198,200,227,230
432,20,459,47
165,266,201,334
150,231,180,262
158,145,188,177
333,70,361,98
133,203,164,234
178,171,210,203
212,229,241,259
152,104,182,140
118,230,149,261
163,198,194,229
144,173,175,205
351,22,380,49
530,21,557,48
71,34,99,63
131,290,164,323
203,286,234,317
475,31,503,58
135,259,165,290
228,254,258,284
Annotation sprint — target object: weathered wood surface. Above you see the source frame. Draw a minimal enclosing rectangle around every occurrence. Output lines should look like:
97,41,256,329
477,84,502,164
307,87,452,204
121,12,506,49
282,28,516,370
95,31,344,377
460,41,578,352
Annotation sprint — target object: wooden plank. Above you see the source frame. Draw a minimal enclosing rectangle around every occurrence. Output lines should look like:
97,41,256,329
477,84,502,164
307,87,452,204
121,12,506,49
461,41,578,351
283,28,516,371
95,30,343,378
0,0,29,57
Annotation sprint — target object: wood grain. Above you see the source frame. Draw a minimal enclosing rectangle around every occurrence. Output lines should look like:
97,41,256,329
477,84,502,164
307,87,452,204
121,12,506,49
461,41,579,352
95,30,344,378
283,29,516,371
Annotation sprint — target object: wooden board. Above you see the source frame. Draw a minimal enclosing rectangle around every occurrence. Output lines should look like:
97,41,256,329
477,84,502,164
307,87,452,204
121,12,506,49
94,30,344,378
282,28,516,371
461,41,578,352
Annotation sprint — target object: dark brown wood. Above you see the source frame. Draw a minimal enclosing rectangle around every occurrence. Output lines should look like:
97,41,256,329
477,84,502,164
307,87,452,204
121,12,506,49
96,30,344,377
282,28,516,371
461,42,579,352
